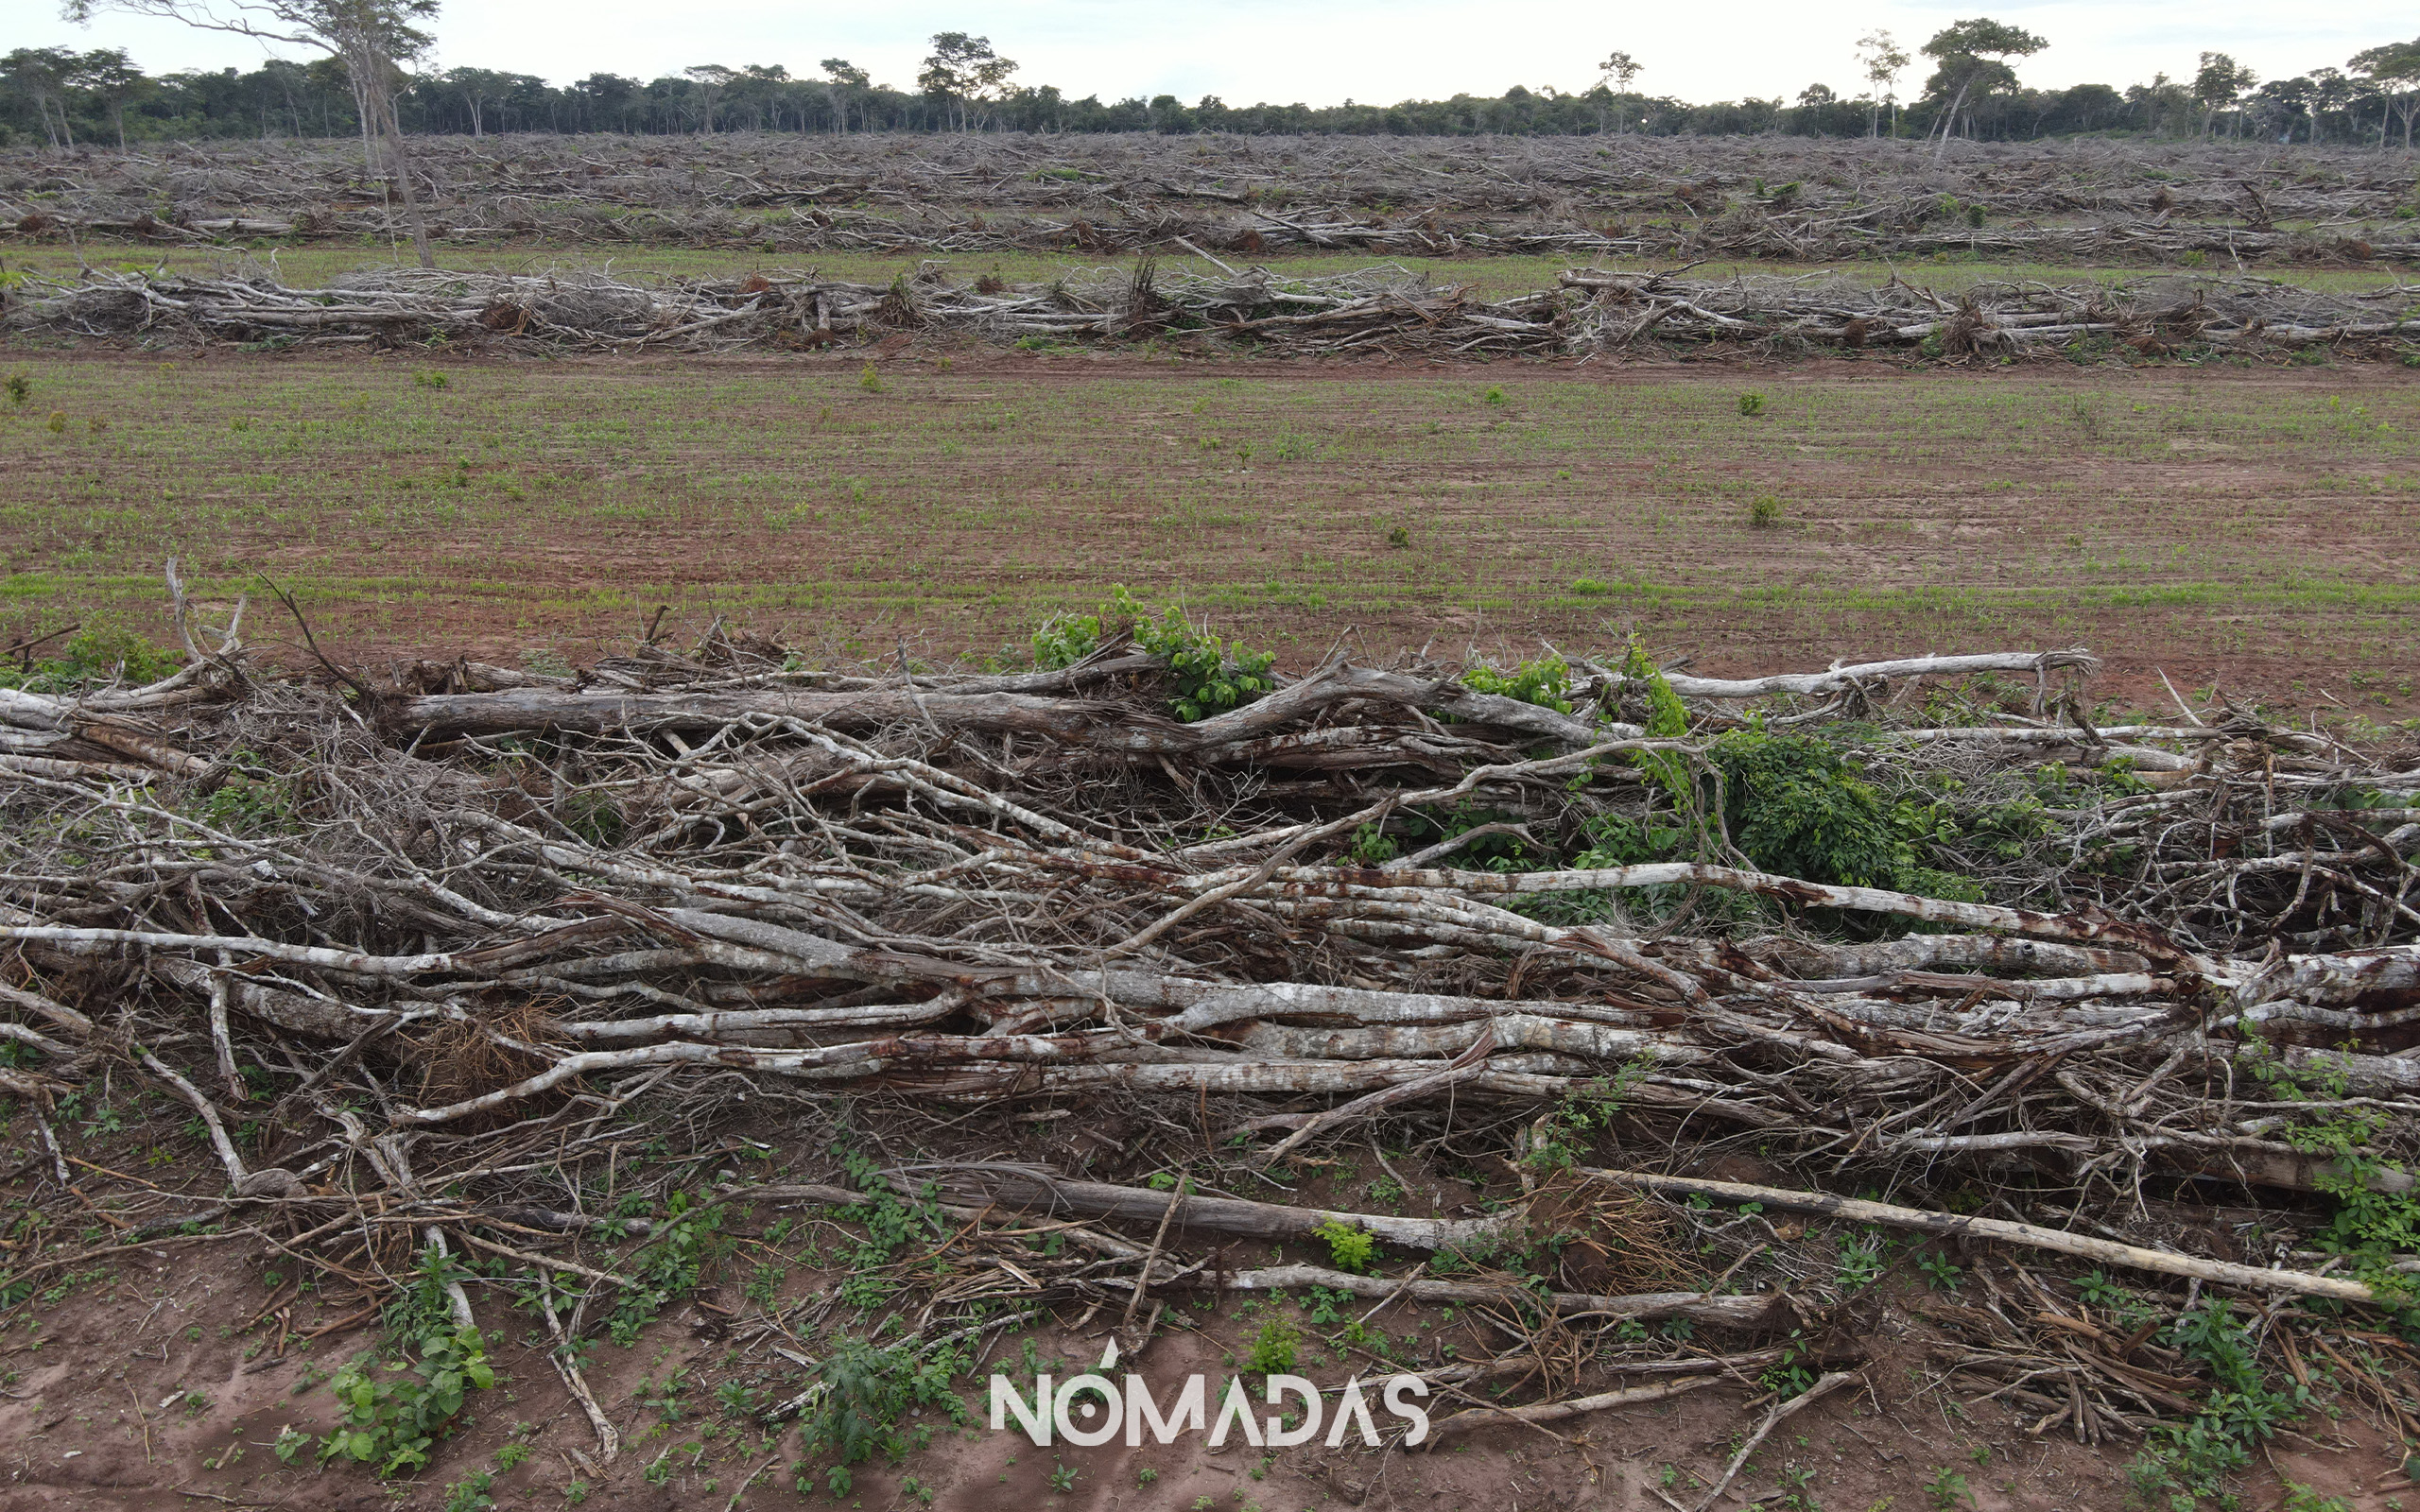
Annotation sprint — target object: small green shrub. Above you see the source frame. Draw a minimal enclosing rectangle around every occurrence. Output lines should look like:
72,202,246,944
797,1336,971,1474
1570,576,1611,595
1709,730,1903,888
1748,494,1782,527
605,1191,728,1347
413,370,450,390
0,627,182,694
318,1324,495,1476
1347,823,1398,866
4,373,28,405
1481,386,1507,406
1462,653,1574,713
858,364,886,394
1311,1219,1375,1274
1029,611,1100,670
442,1472,496,1512
1247,1319,1299,1374
1737,392,1765,417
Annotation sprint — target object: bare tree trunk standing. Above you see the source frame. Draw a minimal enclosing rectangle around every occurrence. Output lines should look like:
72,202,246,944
368,63,436,268
61,0,441,270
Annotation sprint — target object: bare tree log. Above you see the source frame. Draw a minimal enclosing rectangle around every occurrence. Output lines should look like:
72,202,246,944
1579,1169,2379,1302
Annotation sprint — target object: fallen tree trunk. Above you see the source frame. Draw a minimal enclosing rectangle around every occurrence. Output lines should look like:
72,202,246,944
1579,1168,2378,1302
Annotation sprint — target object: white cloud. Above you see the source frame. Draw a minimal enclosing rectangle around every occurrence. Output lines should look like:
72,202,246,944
17,1,2411,104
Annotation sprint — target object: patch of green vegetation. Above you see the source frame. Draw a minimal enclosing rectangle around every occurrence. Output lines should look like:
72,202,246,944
606,1191,729,1347
1247,1318,1299,1374
796,1336,972,1497
0,627,182,693
1311,1219,1375,1274
315,1248,495,1476
2128,1298,2315,1506
1461,652,1574,713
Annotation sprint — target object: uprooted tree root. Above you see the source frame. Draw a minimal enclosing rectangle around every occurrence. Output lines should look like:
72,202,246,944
4,602,2419,1503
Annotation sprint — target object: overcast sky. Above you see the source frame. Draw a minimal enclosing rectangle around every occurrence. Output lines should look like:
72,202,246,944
17,1,2411,103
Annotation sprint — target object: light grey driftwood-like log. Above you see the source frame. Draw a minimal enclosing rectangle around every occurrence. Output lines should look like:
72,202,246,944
922,1171,1527,1251
1614,651,2098,701
1579,1168,2377,1303
1204,1262,1780,1326
387,662,1634,751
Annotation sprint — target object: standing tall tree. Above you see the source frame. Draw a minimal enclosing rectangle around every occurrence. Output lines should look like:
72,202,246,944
917,33,1015,131
1855,29,1910,138
2349,37,2420,149
2191,51,2257,137
820,59,869,133
60,0,440,268
683,64,735,133
73,47,150,149
0,48,81,150
1918,17,2048,159
1596,50,1641,132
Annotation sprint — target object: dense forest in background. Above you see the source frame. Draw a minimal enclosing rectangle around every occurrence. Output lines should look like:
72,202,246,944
5,26,2418,149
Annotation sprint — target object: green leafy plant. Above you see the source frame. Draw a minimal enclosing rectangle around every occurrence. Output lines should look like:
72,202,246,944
1759,1329,1818,1398
443,1472,496,1512
1312,1219,1376,1274
1029,610,1100,670
1711,730,1942,893
797,1336,971,1476
1462,652,1574,713
1524,1069,1644,1172
1737,392,1765,417
1834,1232,1886,1291
4,373,28,405
1748,493,1783,527
1347,822,1399,866
858,363,887,394
413,370,450,390
1248,1318,1299,1374
1914,1250,1962,1292
1924,1466,1970,1508
2128,1297,2315,1506
606,1191,728,1346
317,1323,495,1476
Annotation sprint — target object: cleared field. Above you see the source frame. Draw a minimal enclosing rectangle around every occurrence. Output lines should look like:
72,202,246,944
4,352,2414,716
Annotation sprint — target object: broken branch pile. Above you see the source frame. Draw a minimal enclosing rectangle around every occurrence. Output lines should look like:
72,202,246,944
6,133,2415,266
9,260,2414,360
9,596,2420,1480
4,616,2415,1224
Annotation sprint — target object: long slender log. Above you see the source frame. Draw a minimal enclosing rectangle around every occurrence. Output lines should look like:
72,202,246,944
1429,1376,1721,1437
1203,1263,1779,1326
1578,1168,2377,1303
912,1171,1526,1251
385,663,1634,751
1615,652,2098,701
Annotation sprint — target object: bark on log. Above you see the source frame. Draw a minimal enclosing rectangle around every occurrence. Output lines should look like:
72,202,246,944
1579,1168,2377,1302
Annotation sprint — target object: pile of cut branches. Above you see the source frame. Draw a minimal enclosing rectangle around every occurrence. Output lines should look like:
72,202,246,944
6,133,2416,267
4,593,2418,1484
8,258,2415,361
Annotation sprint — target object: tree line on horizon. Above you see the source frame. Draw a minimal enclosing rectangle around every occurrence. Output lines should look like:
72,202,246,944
7,20,2418,151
